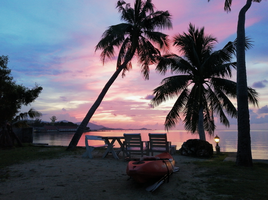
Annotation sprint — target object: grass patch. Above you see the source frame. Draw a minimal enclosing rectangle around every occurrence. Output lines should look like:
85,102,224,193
0,144,84,169
194,153,268,200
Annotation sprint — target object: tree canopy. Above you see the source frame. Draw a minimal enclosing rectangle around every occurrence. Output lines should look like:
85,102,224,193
151,24,258,140
0,56,43,126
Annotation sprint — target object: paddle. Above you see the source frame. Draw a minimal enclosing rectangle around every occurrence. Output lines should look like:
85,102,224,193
146,166,180,192
146,174,168,192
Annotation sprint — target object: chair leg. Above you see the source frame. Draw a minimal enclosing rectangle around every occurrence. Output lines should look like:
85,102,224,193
85,146,94,159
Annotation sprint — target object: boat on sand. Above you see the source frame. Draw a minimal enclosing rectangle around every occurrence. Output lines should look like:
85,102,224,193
126,152,175,183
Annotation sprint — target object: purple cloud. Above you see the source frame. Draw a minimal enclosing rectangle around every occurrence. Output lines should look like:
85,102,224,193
257,105,268,114
144,95,154,100
252,80,268,88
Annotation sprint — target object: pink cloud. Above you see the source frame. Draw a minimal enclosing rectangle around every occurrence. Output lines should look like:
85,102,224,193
13,0,268,130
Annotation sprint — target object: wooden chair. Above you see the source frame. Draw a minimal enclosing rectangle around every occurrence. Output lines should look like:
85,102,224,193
82,135,107,159
148,133,171,156
123,133,148,159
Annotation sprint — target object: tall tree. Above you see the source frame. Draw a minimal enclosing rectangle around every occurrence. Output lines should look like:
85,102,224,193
208,0,262,166
0,55,42,147
50,116,57,126
151,24,258,141
67,0,172,150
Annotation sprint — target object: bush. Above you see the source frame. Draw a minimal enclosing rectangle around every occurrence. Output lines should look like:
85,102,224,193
180,139,213,157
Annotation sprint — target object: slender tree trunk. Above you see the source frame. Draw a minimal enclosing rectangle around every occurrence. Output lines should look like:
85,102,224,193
66,60,130,151
236,0,253,166
198,107,206,141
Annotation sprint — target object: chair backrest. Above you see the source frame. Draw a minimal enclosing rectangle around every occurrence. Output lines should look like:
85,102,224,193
148,133,169,152
124,133,142,149
123,133,145,158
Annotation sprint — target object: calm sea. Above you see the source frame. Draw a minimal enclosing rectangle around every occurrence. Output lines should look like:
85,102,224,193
33,129,268,160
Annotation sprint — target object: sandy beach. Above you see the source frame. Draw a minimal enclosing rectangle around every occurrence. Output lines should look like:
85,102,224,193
0,149,213,200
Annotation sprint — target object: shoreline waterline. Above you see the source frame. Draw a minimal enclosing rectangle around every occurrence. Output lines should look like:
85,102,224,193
33,129,268,160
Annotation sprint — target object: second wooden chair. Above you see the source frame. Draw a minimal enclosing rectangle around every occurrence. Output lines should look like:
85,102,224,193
148,133,171,156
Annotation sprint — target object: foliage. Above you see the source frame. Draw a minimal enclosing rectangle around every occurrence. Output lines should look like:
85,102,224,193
151,24,258,140
29,120,78,127
207,0,262,166
95,0,172,79
0,145,84,169
194,154,268,199
0,55,43,126
67,0,172,150
208,0,262,12
50,116,57,125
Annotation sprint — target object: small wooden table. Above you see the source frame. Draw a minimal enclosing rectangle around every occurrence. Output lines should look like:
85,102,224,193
101,136,124,159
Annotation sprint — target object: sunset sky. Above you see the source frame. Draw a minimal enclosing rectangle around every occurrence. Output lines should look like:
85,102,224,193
1,0,268,130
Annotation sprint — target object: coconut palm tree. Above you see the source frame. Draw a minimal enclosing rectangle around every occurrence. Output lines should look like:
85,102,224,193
67,0,172,150
12,108,42,128
151,24,258,141
207,0,262,166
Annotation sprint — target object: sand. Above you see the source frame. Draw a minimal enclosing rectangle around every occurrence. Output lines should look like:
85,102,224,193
0,151,213,200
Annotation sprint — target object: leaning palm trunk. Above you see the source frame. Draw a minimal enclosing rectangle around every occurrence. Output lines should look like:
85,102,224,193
67,59,131,151
198,107,206,141
236,0,253,166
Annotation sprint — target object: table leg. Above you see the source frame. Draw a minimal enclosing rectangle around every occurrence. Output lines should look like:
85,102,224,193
102,139,119,159
116,138,124,155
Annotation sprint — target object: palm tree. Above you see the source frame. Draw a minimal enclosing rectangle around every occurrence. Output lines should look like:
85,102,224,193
151,24,258,141
67,0,172,150
208,0,262,166
12,108,42,128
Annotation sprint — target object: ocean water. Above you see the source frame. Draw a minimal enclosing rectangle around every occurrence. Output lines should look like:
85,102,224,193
33,129,268,160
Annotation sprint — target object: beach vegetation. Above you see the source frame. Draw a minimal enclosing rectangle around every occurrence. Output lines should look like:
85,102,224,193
0,56,42,148
195,154,268,199
207,0,263,167
67,0,172,150
151,24,258,141
50,116,57,125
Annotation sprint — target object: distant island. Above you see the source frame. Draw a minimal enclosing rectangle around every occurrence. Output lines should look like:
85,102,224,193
97,127,151,131
30,120,151,132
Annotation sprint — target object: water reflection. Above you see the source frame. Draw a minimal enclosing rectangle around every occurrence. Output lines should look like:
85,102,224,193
33,129,268,160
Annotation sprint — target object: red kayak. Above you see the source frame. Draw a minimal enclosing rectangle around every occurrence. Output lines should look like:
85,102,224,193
126,152,175,183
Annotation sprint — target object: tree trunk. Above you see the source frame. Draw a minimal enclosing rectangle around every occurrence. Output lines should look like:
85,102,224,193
198,107,206,141
236,0,253,166
66,60,130,151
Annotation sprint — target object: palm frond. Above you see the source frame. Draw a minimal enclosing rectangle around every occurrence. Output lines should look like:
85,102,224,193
247,87,258,106
164,91,188,130
95,24,129,64
208,85,237,118
183,85,200,133
143,31,169,50
144,11,172,31
151,75,190,106
208,0,232,12
117,38,131,68
12,108,42,128
140,0,154,16
233,36,254,52
203,106,216,135
117,0,134,24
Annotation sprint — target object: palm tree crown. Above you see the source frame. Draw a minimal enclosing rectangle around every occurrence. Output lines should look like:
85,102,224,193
207,0,261,12
95,0,172,79
151,24,258,140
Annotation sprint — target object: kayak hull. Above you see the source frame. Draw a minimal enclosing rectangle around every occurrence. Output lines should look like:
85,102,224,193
126,152,175,183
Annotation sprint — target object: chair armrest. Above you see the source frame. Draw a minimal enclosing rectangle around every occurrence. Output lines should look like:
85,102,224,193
143,141,149,148
168,141,171,146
